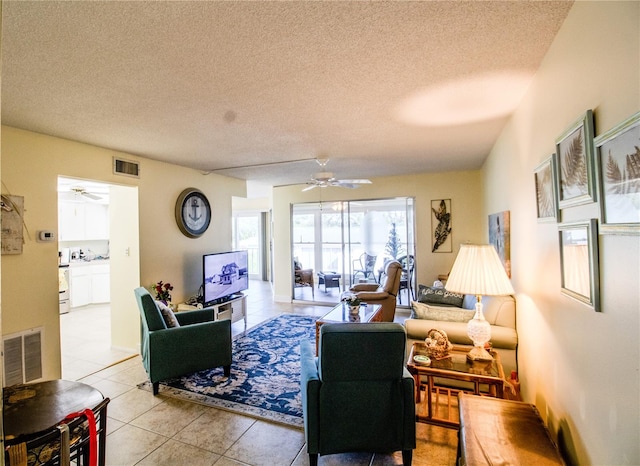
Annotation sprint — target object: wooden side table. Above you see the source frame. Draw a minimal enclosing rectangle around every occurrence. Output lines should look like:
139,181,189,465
3,380,109,466
407,342,505,429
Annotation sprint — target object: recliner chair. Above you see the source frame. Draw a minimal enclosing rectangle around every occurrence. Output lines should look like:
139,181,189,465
300,322,416,465
350,260,402,321
134,287,232,395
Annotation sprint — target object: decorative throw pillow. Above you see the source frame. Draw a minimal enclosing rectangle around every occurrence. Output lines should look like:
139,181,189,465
411,301,475,323
156,301,180,328
417,284,464,307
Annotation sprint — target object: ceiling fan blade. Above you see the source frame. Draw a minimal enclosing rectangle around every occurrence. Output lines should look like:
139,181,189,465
336,179,372,184
333,182,361,189
82,192,102,200
302,184,318,192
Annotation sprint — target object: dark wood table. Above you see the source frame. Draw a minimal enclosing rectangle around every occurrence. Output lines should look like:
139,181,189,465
407,342,505,429
4,379,109,466
315,302,383,352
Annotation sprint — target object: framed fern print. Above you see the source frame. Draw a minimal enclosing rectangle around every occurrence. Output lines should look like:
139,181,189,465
534,155,559,223
555,110,597,209
594,110,640,234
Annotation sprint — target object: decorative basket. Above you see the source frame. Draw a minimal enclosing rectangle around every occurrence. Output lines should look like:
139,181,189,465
424,328,453,359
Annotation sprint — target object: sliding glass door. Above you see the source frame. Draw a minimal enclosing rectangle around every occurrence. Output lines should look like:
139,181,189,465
291,197,415,305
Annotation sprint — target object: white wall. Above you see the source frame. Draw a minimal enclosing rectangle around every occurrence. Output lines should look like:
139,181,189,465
1,126,245,376
272,171,484,302
483,2,639,464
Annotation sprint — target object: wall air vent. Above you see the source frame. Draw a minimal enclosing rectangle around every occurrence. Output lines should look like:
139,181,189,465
113,157,140,178
3,328,44,386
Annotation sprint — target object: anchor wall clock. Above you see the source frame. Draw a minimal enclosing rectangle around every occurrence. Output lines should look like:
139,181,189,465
175,188,211,238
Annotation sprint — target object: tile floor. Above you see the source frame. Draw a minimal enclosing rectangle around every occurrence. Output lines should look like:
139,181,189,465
63,280,458,465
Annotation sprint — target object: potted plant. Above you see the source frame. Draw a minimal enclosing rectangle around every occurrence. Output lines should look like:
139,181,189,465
342,293,362,314
152,280,174,305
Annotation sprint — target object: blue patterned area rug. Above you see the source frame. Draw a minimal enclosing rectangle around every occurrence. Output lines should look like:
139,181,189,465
138,314,316,428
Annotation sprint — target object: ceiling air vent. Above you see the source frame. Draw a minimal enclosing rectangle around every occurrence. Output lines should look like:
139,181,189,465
113,157,140,178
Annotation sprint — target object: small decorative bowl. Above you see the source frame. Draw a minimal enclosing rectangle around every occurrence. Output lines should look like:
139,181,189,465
413,355,431,366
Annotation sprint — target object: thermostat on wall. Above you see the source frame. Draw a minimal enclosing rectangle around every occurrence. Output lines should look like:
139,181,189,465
37,230,56,242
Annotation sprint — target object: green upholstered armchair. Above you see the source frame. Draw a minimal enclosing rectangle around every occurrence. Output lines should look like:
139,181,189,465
134,287,232,395
300,323,416,466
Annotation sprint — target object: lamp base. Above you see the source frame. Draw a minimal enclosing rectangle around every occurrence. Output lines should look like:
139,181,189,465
466,345,494,362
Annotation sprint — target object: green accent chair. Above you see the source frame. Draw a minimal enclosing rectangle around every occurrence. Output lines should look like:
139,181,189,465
300,322,416,466
134,287,232,395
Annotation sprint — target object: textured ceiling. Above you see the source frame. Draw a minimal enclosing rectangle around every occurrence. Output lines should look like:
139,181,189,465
2,1,573,187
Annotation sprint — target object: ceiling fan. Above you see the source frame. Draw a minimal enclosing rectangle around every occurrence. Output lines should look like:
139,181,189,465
70,187,102,201
302,158,372,191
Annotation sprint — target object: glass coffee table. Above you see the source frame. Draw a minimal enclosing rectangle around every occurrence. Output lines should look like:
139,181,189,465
407,341,506,429
315,302,383,353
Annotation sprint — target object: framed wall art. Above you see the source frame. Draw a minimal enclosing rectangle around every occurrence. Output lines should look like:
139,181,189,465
558,219,600,312
534,155,560,223
488,210,510,277
555,110,597,209
594,110,640,234
431,199,452,253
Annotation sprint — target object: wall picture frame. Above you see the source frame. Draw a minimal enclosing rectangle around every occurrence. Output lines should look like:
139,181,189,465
431,199,452,253
558,219,600,312
534,155,560,223
594,110,640,235
488,211,511,278
555,110,597,209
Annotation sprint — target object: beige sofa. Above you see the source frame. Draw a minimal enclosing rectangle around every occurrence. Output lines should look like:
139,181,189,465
404,293,518,376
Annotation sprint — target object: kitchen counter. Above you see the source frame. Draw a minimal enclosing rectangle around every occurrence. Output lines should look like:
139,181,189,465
68,258,110,266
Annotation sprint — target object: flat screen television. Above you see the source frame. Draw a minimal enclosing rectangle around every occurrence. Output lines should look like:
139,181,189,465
203,250,249,306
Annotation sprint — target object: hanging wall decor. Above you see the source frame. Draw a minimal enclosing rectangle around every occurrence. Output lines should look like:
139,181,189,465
594,110,640,234
431,199,452,253
558,219,600,311
534,155,560,223
488,210,511,277
555,110,597,209
1,195,25,255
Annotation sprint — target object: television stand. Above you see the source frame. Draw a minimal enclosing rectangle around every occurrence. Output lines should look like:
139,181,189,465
178,293,246,328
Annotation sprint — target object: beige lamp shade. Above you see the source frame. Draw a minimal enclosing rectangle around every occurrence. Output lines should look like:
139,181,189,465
445,244,514,297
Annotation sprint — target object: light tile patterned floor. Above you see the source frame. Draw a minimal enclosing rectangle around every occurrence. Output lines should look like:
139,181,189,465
66,280,457,465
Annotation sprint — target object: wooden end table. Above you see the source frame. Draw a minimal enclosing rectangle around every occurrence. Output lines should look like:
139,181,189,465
315,302,383,353
406,342,506,429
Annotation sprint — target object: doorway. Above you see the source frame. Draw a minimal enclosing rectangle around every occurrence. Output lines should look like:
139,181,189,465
291,197,415,305
58,176,139,380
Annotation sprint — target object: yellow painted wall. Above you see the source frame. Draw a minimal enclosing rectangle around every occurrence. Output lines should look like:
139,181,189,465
483,2,639,464
1,126,244,379
272,171,483,302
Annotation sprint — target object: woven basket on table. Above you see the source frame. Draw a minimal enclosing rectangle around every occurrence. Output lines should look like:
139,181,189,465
424,328,453,359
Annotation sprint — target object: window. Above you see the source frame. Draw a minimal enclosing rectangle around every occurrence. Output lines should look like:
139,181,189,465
291,198,415,304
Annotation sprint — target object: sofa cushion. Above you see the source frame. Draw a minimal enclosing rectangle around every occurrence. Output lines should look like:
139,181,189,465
411,301,475,323
417,284,464,307
156,301,180,328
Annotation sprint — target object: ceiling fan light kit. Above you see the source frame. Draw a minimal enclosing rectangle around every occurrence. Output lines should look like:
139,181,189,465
303,158,372,191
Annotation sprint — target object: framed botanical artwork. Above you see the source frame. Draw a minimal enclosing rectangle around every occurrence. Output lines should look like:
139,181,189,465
558,219,600,311
431,199,452,253
488,211,510,277
534,155,560,223
555,110,597,208
594,110,640,234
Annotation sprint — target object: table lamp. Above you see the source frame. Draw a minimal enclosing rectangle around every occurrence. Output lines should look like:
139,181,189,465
445,244,514,361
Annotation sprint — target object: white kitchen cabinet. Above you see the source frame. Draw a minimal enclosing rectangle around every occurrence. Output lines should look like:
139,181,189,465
69,262,110,307
69,265,91,307
59,201,109,241
85,204,109,240
91,263,111,303
58,202,86,241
